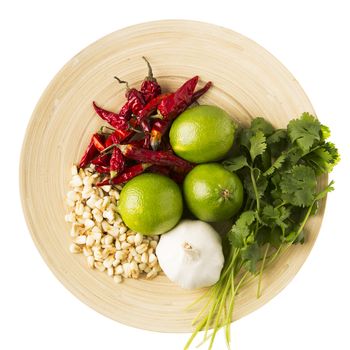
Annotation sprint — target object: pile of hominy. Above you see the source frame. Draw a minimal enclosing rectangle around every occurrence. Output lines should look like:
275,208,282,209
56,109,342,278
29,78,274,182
65,164,162,283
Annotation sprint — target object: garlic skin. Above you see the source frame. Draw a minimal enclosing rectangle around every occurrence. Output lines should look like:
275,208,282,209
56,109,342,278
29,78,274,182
156,220,224,289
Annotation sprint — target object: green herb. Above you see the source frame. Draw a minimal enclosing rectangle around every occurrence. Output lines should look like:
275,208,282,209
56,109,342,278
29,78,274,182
185,113,339,350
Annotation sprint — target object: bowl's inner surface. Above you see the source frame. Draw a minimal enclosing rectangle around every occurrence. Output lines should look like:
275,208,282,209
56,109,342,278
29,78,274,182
20,20,325,333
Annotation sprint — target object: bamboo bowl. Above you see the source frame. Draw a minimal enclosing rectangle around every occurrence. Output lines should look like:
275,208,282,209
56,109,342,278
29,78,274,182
20,20,326,332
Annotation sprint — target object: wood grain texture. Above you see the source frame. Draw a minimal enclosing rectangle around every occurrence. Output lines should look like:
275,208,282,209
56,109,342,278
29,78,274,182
19,20,327,333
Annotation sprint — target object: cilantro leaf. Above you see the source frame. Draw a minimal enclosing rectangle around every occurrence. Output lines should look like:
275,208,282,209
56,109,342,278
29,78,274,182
315,180,335,200
287,113,321,152
263,152,287,176
222,155,248,172
262,205,291,230
256,226,282,248
267,129,288,145
251,117,274,136
279,165,317,207
304,142,340,174
321,124,331,140
241,243,261,273
249,131,267,162
228,211,256,248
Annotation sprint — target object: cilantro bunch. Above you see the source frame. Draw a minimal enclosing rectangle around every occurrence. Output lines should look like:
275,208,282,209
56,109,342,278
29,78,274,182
185,113,339,350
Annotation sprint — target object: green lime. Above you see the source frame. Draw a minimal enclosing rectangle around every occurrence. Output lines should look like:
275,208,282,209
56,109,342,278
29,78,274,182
118,173,183,235
183,163,243,222
169,105,236,163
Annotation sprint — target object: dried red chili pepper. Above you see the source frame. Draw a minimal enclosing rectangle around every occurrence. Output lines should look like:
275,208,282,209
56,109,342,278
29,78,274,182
191,81,212,103
140,57,161,103
92,134,105,152
110,147,125,179
136,93,172,121
157,76,199,120
128,138,147,148
97,163,151,186
95,165,110,174
114,77,146,116
148,165,171,177
79,133,100,168
91,153,110,166
93,102,129,130
118,144,194,172
105,129,134,148
150,80,212,150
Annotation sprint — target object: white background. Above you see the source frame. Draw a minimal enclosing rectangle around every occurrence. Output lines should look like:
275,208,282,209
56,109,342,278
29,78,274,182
1,0,349,349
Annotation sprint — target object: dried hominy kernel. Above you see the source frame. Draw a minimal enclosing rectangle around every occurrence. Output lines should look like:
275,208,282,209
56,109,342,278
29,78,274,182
69,243,81,254
113,275,122,283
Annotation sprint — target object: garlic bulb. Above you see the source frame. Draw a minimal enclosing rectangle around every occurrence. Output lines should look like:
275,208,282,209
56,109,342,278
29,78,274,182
156,220,224,289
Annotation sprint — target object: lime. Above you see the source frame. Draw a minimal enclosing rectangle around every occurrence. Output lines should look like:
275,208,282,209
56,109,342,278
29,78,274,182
118,173,183,235
183,163,243,222
169,105,236,163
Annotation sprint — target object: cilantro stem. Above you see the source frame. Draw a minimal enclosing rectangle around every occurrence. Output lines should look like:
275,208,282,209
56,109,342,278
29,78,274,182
225,269,235,346
257,243,270,298
249,166,260,212
291,202,314,244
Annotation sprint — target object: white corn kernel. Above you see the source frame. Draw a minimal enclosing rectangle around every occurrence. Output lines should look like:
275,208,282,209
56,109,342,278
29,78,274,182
149,253,157,265
141,252,148,264
101,220,112,232
150,240,158,249
114,251,125,262
69,243,81,254
134,233,143,245
86,235,95,247
103,210,114,222
103,256,114,268
82,211,92,219
136,243,148,254
84,219,95,229
107,267,114,276
138,263,146,271
70,223,83,237
94,198,103,210
115,265,124,275
66,198,75,207
71,165,78,176
146,269,158,279
70,175,83,187
113,275,122,284
105,235,114,245
87,256,95,269
127,235,135,244
121,242,131,250
92,208,103,223
134,254,142,263
67,190,80,202
122,263,132,277
119,233,126,242
101,185,111,193
83,246,92,257
74,202,84,216
94,261,105,272
86,195,98,208
102,196,111,210
74,235,86,245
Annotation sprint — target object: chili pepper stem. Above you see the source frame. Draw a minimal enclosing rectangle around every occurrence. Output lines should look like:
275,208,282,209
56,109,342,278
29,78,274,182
99,126,115,133
101,143,118,154
142,56,156,81
114,76,130,90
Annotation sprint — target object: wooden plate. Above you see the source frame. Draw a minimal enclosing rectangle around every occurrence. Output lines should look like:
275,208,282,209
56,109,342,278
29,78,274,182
20,20,327,332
